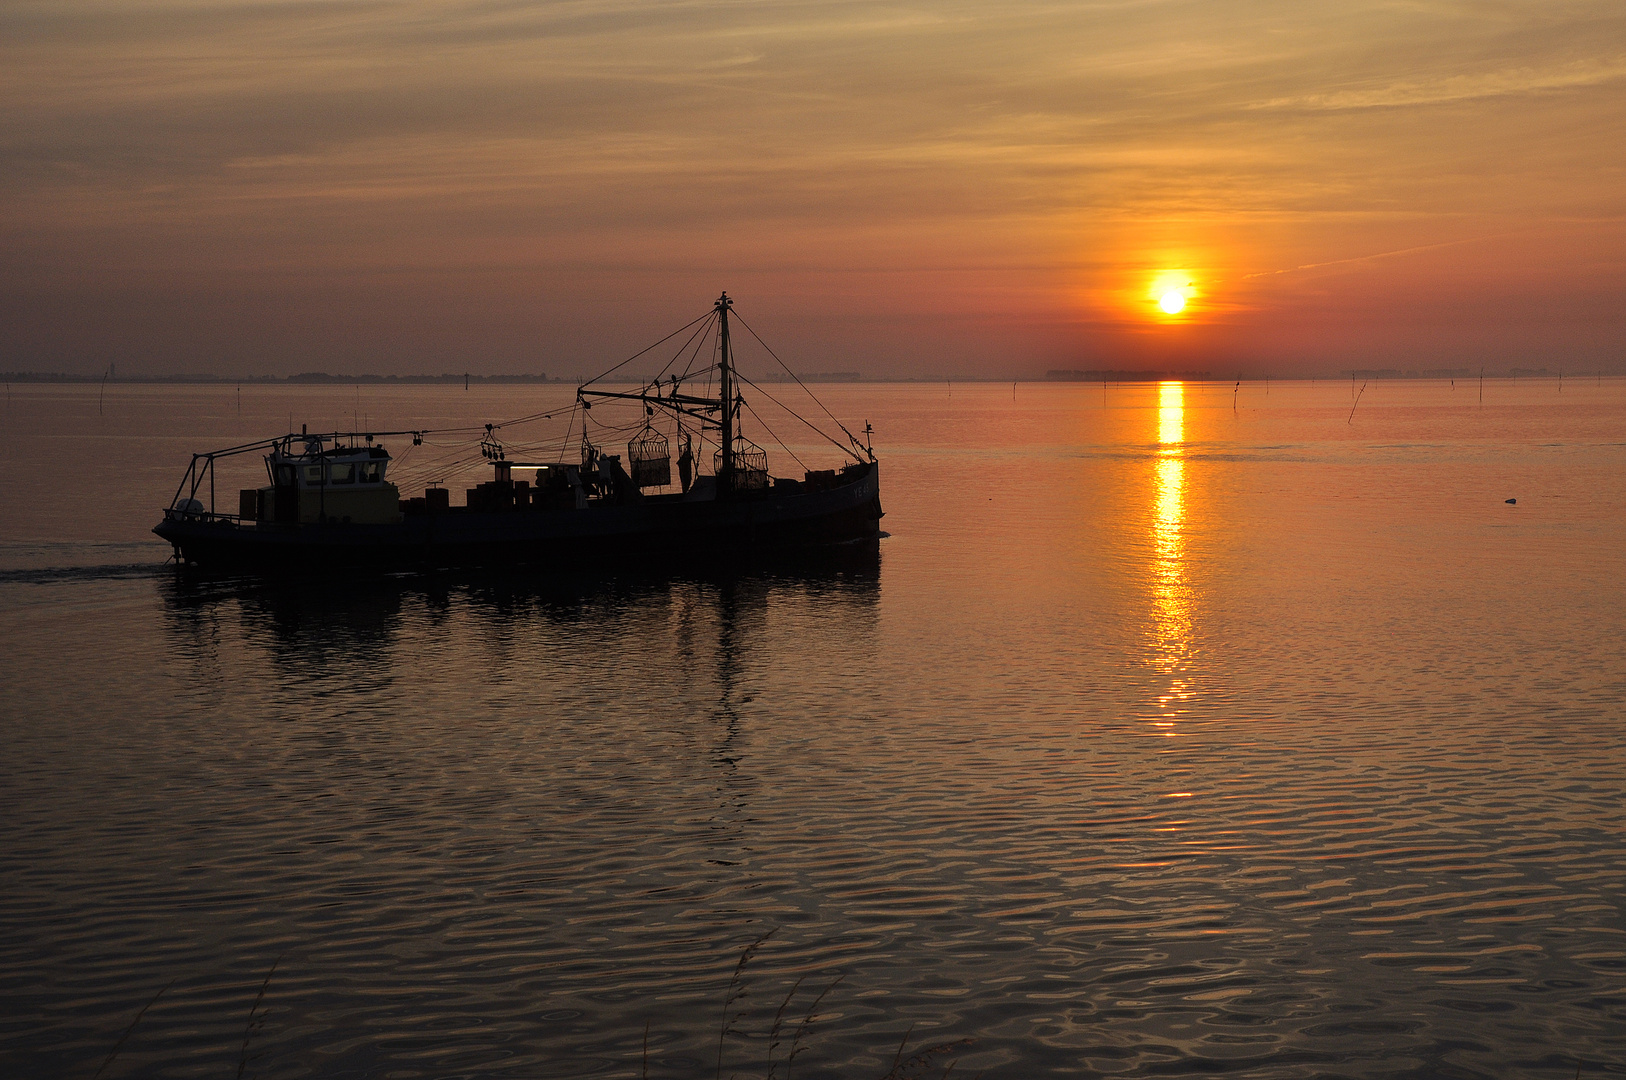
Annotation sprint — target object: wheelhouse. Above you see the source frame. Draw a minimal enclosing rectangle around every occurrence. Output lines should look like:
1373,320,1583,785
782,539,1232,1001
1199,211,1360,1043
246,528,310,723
267,435,392,489
256,434,401,525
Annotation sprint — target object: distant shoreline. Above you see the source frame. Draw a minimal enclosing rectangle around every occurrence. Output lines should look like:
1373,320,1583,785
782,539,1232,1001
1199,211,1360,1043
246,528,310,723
1,369,1616,385
1044,367,1614,382
0,370,864,385
0,372,559,385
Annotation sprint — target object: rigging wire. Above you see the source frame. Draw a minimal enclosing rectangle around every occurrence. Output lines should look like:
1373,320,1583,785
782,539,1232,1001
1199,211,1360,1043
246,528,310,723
649,310,719,388
578,311,714,390
674,314,721,384
365,299,862,493
730,310,866,458
555,404,580,464
733,372,862,462
740,397,808,474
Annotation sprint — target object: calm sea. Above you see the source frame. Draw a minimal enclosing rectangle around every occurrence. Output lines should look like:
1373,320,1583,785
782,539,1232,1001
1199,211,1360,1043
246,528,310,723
2,378,1623,1079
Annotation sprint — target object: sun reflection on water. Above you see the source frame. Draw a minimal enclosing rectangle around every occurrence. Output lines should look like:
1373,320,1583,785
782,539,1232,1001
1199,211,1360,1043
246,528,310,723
1151,382,1193,727
1158,381,1184,447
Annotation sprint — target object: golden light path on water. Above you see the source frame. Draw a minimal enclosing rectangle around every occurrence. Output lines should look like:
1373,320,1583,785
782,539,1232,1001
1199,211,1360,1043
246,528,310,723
1151,380,1193,732
4,383,1626,1078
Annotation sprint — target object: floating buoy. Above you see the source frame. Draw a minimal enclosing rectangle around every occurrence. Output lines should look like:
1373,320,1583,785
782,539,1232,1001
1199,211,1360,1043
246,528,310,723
1505,498,1516,504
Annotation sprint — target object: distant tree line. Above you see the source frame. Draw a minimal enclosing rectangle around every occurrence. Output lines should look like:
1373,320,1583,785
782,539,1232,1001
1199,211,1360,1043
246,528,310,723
0,371,555,384
1046,369,1212,381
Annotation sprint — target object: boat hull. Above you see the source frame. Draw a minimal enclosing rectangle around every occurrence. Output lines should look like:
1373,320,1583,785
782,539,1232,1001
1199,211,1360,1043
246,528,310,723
155,463,882,571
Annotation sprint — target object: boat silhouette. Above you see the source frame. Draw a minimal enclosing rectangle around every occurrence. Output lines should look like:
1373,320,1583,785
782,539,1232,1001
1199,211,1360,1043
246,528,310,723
154,294,882,570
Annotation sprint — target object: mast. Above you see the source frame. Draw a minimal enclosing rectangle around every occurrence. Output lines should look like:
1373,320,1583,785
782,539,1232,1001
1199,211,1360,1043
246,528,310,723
716,291,734,485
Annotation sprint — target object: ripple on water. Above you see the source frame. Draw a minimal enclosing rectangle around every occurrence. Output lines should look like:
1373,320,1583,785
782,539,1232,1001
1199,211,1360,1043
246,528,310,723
5,384,1626,1077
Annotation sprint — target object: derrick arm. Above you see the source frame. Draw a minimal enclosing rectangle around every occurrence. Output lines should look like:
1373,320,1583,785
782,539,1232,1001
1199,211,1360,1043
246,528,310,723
576,389,723,429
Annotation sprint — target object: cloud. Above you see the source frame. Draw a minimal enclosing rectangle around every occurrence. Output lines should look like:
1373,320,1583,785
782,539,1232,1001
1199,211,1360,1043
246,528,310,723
1253,56,1626,111
2,0,1625,372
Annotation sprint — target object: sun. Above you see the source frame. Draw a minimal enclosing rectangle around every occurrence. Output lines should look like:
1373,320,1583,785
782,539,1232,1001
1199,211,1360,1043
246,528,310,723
1147,271,1196,318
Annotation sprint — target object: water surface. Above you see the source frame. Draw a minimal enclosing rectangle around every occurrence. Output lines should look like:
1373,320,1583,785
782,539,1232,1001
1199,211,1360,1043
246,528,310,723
2,378,1624,1078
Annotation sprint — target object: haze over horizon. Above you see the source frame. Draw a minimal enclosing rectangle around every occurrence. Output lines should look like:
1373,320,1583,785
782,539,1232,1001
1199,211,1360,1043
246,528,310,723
4,0,1624,379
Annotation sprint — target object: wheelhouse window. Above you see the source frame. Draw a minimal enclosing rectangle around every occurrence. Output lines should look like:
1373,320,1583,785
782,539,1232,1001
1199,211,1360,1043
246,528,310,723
358,461,382,483
329,463,355,484
303,465,323,485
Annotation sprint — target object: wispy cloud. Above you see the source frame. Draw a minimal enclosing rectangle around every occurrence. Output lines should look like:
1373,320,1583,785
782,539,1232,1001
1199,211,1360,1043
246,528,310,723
2,0,1624,372
1253,56,1626,110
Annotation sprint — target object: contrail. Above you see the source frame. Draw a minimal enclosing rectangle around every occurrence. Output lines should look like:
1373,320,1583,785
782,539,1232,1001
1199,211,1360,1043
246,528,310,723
1242,233,1512,280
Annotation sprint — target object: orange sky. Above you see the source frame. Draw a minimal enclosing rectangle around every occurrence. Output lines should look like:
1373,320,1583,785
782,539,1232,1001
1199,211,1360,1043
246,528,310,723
3,0,1623,377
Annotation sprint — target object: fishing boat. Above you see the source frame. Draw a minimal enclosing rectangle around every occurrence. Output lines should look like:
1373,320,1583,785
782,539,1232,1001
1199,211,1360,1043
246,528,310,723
153,293,882,570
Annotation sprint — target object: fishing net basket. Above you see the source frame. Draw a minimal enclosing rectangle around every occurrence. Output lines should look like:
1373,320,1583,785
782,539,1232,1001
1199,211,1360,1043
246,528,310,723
628,427,672,488
715,439,768,491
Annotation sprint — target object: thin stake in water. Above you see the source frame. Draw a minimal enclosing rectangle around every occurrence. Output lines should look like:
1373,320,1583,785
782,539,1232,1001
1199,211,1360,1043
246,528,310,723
93,978,175,1079
237,957,281,1079
764,974,806,1080
785,974,843,1080
717,927,777,1079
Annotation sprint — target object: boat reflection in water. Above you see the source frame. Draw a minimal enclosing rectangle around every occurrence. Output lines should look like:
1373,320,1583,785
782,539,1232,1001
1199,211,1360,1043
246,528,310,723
1149,380,1193,731
142,546,882,1077
158,542,881,703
